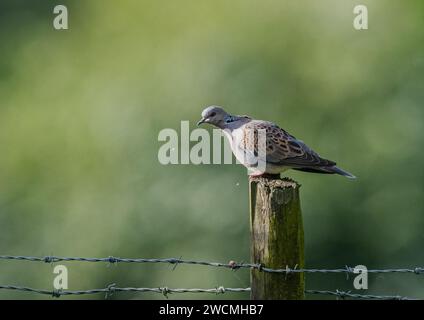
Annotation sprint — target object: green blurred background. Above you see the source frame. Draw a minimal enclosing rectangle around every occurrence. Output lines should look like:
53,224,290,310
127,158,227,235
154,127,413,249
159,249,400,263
0,0,423,299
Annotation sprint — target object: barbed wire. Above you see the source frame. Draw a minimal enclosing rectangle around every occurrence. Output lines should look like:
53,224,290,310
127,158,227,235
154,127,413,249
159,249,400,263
0,284,417,300
1,255,422,299
0,284,250,298
305,290,417,300
1,255,423,276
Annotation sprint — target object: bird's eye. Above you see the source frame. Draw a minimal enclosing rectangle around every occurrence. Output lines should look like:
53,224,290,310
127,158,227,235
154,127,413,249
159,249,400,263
209,112,216,117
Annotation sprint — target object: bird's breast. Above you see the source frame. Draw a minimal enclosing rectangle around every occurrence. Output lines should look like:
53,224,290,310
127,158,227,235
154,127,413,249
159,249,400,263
222,127,255,166
222,127,243,151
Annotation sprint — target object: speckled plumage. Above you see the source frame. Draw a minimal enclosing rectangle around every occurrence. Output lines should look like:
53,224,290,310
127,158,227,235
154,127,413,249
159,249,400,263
197,106,356,178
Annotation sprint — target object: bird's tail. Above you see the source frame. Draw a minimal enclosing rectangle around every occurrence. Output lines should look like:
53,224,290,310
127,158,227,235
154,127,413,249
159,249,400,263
329,166,356,179
293,166,356,179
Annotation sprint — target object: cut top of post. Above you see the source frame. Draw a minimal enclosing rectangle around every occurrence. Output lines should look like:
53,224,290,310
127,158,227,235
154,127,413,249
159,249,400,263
249,176,300,189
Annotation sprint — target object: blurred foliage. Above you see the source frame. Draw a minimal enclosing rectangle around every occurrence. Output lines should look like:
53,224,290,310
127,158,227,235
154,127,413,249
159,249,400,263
0,0,423,299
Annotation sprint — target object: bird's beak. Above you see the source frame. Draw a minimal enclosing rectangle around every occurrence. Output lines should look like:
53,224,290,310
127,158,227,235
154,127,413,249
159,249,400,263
197,117,206,126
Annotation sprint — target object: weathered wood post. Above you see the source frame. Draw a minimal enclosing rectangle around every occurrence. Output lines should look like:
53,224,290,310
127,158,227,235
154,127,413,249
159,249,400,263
249,176,305,299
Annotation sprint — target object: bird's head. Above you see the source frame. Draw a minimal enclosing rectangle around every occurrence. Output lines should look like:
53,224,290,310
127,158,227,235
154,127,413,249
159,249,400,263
197,106,230,128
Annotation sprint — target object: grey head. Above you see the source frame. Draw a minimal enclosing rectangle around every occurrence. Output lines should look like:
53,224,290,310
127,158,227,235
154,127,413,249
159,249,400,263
197,105,250,129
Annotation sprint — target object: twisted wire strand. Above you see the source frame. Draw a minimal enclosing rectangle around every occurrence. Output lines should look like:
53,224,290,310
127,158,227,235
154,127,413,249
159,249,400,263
0,285,417,300
1,255,423,275
305,290,417,300
0,284,249,298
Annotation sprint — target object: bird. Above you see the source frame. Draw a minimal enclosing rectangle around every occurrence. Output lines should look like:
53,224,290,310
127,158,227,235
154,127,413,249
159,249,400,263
197,106,356,179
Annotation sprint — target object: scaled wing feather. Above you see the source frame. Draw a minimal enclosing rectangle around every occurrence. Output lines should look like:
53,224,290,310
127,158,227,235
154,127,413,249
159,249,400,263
238,120,336,168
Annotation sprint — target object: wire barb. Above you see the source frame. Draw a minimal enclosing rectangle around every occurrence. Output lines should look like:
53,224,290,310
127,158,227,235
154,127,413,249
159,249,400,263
216,286,225,294
43,256,55,264
105,283,116,299
414,267,424,274
107,256,118,265
160,287,170,298
228,260,239,270
51,289,62,298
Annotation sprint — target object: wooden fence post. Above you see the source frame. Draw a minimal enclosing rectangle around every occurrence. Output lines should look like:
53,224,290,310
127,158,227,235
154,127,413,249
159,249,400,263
249,176,305,300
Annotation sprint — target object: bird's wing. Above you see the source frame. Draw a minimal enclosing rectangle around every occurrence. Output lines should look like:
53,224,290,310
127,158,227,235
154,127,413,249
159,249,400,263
238,120,336,168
